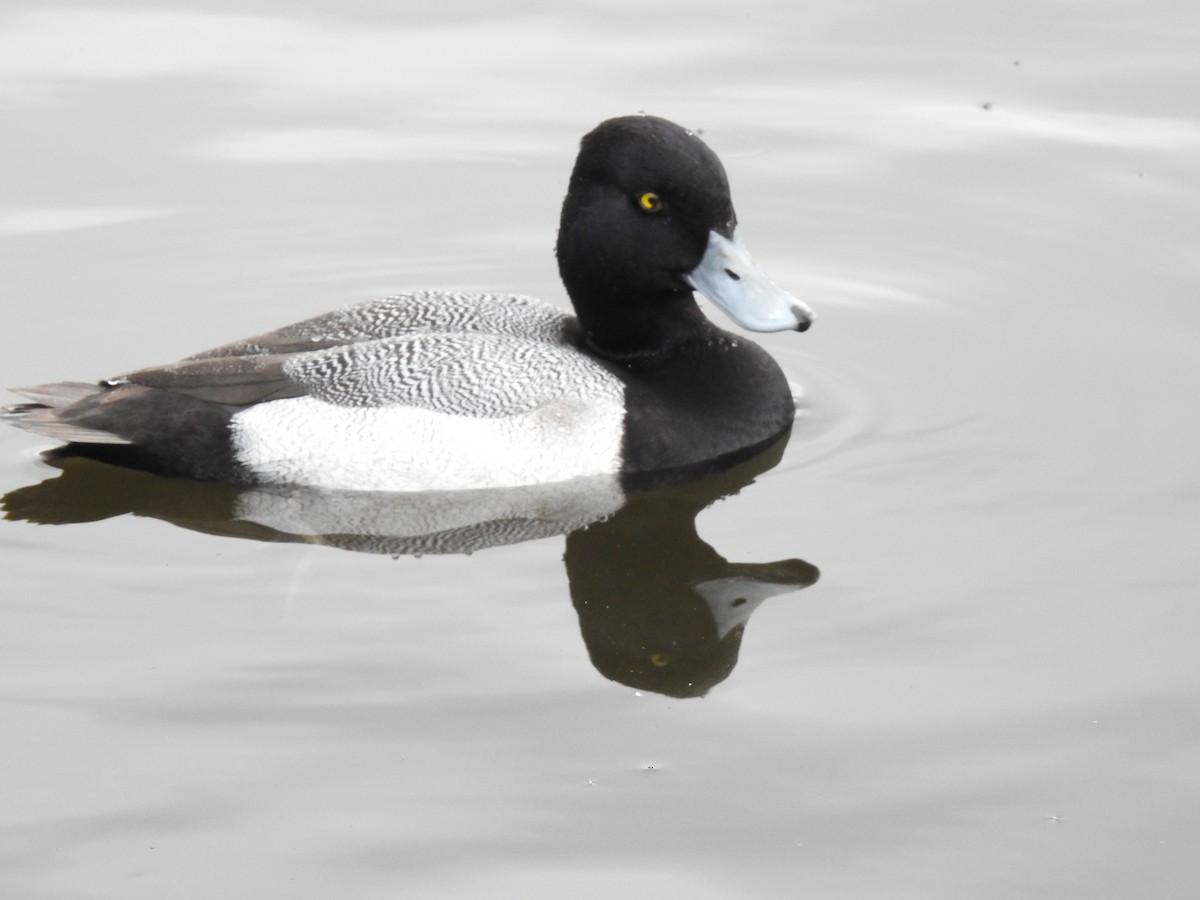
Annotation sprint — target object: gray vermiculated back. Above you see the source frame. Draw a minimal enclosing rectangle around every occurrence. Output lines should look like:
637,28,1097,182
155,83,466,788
282,332,622,417
188,292,572,359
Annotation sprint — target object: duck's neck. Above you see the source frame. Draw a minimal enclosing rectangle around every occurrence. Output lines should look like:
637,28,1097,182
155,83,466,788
571,286,715,360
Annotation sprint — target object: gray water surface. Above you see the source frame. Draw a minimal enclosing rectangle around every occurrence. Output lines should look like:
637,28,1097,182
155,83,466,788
2,3,1199,898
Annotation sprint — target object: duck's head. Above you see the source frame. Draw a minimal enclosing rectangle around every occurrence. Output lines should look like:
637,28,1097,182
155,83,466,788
556,115,814,357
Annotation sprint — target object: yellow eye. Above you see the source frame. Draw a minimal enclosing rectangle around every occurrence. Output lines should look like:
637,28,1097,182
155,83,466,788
637,192,664,212
649,652,671,667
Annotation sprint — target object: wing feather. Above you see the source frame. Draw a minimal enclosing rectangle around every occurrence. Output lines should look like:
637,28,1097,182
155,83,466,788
188,292,572,359
284,332,623,416
3,296,614,450
114,354,306,406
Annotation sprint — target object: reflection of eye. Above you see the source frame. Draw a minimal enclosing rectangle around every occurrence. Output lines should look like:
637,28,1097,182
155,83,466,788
637,192,664,212
649,652,671,667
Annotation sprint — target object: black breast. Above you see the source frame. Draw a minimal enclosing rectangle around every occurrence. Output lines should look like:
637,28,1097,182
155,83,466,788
612,333,795,489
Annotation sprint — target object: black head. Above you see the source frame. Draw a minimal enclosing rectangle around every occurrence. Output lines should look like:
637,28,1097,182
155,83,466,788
555,116,739,355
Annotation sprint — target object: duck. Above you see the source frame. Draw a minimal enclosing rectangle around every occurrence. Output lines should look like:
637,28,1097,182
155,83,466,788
2,115,815,492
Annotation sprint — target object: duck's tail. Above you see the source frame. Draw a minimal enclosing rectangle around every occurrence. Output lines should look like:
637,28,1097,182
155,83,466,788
2,382,133,444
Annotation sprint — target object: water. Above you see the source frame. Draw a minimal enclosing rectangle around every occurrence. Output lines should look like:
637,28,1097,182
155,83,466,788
2,2,1199,898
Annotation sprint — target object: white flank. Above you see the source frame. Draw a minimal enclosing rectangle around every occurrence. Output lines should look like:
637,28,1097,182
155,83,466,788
230,396,626,492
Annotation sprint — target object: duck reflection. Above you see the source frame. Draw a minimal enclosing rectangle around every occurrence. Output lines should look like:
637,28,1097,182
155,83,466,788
3,434,818,696
566,440,819,698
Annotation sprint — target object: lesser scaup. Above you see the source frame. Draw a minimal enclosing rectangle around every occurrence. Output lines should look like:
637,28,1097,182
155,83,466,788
2,115,814,491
